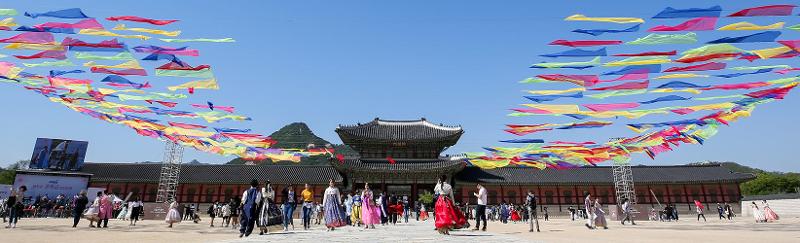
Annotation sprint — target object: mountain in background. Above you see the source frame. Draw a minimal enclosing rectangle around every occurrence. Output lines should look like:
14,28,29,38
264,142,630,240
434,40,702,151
227,122,356,165
687,161,765,174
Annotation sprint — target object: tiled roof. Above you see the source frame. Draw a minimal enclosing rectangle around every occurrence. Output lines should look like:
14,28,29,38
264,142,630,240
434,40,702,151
336,118,464,141
332,158,466,174
81,163,342,184
455,164,755,185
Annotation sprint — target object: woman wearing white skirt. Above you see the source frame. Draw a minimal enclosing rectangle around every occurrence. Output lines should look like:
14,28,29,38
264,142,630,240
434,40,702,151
83,192,101,227
258,181,279,235
750,202,766,223
165,201,182,227
116,204,129,220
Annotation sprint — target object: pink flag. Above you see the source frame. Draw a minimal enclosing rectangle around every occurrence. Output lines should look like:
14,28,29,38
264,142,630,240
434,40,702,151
613,50,677,57
745,83,798,99
728,5,796,17
91,67,148,76
0,32,55,44
589,80,649,91
701,81,770,90
168,122,207,129
598,73,648,83
582,102,640,112
14,50,67,60
648,17,717,32
549,39,623,47
106,16,178,25
34,18,103,30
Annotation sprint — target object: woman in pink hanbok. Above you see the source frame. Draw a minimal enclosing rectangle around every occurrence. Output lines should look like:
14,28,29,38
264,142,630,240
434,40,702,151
98,192,113,228
360,183,381,229
761,200,779,222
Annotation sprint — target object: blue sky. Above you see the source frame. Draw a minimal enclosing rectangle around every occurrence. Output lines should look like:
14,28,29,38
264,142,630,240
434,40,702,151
1,0,798,172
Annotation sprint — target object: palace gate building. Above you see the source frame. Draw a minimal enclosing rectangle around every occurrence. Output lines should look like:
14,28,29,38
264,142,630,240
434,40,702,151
79,118,754,214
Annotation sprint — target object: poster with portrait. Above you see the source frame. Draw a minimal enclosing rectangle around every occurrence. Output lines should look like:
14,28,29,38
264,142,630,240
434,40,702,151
29,138,89,171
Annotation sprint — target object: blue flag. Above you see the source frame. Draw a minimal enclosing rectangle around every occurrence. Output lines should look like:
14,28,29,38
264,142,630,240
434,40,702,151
652,6,722,18
25,8,89,19
707,31,781,44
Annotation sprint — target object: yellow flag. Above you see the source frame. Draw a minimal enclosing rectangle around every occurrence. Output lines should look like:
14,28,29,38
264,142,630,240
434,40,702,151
79,29,151,40
654,73,709,79
163,127,215,137
718,21,784,31
0,17,16,28
522,104,580,114
112,24,181,37
83,60,143,69
650,88,702,94
565,14,644,24
751,46,793,59
4,43,64,51
167,78,219,91
526,87,586,95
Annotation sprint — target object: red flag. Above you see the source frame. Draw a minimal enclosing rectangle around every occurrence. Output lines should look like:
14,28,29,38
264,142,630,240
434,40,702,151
387,156,396,164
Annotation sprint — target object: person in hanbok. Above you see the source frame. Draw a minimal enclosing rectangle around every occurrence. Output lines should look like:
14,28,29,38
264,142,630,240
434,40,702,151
350,190,362,227
116,203,129,221
593,199,608,229
584,192,594,229
165,201,182,228
344,192,353,226
434,174,466,235
98,191,113,228
208,201,218,227
323,179,347,231
419,203,428,221
378,192,388,225
360,183,381,229
750,202,766,223
510,206,521,222
84,191,102,227
761,200,779,222
257,181,280,235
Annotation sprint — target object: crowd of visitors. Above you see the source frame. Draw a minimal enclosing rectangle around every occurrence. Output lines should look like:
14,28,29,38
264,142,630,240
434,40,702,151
0,181,783,238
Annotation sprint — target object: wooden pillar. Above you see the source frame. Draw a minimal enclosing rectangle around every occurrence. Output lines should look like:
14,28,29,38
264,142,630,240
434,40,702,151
500,185,505,203
536,186,543,206
701,184,708,204
661,185,668,204
141,184,147,201
411,180,417,203
682,184,690,203
218,184,223,203
199,184,205,203
555,185,562,211
717,183,725,203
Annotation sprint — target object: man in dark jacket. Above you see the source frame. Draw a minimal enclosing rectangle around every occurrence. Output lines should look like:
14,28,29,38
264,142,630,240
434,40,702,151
72,190,89,227
525,191,540,232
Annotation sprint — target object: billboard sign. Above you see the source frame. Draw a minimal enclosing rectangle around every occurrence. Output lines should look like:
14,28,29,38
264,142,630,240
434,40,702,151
29,138,88,171
13,173,89,200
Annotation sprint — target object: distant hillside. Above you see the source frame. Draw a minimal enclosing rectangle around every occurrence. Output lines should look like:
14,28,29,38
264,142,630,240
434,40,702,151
227,122,356,166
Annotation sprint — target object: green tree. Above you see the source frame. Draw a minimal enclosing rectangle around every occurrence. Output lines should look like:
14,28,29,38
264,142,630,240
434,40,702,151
741,172,800,195
418,191,434,205
0,160,29,184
